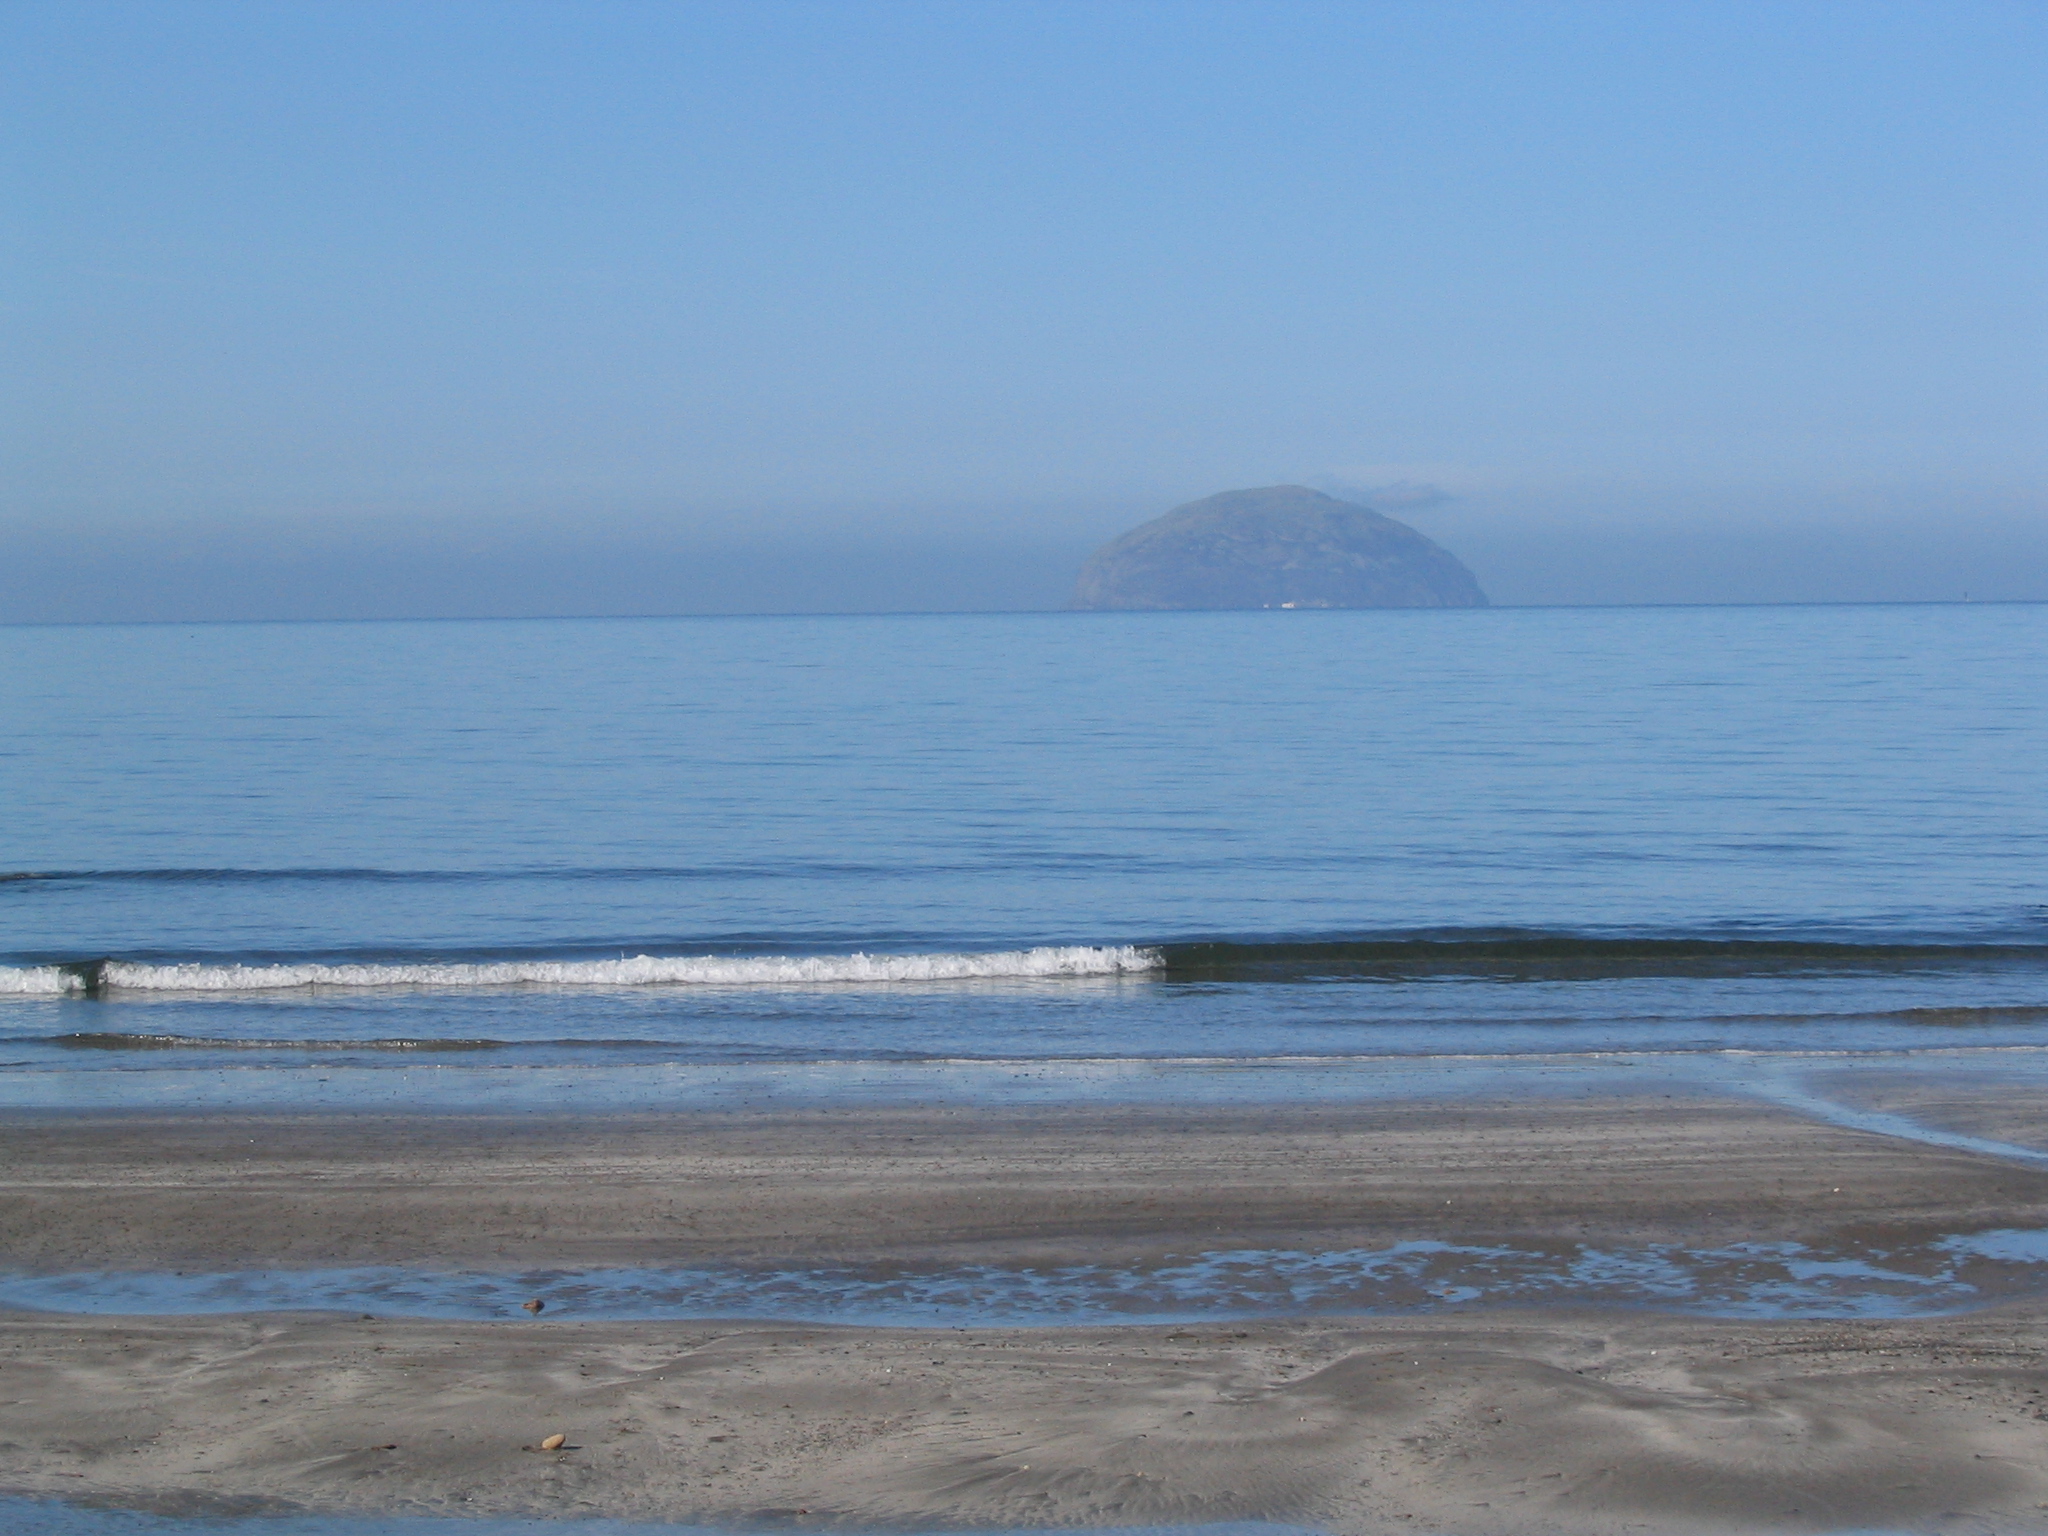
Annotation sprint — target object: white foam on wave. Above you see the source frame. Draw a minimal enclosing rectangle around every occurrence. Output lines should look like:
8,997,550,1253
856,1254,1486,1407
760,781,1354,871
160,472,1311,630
3,945,1159,996
0,966,71,997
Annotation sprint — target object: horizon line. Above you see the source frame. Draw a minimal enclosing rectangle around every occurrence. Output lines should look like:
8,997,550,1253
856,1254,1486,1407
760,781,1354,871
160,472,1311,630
3,597,2041,631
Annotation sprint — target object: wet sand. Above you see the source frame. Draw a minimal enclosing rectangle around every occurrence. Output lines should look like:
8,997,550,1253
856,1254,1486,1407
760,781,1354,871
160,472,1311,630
1802,1069,2048,1159
10,1095,2048,1270
6,1093,2048,1531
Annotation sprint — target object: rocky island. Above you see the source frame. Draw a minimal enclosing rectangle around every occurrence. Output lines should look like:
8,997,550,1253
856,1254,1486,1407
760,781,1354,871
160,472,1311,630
1072,484,1488,610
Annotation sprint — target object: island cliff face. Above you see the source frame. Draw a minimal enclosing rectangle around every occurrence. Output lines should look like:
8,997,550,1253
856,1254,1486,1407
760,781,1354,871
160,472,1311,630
1071,485,1488,611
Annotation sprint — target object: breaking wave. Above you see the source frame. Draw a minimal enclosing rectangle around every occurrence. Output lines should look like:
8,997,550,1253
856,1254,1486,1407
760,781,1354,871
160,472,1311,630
1,945,1159,997
0,966,70,997
53,1033,504,1051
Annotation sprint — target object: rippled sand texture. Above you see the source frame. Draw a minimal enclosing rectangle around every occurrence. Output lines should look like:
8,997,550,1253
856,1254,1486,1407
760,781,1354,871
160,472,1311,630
9,1306,2048,1533
8,1090,2048,1531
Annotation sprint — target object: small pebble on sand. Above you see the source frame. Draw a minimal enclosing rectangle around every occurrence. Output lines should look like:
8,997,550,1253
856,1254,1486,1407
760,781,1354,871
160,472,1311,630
540,1433,566,1451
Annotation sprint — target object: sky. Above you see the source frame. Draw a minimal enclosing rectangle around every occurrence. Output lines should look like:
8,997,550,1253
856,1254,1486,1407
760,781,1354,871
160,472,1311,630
4,0,2044,620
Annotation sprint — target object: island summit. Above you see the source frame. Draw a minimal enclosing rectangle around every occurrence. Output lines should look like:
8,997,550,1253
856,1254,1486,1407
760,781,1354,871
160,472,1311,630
1072,484,1488,611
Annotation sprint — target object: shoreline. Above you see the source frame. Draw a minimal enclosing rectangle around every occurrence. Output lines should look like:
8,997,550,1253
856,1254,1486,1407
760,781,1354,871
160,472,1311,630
15,1042,2048,1121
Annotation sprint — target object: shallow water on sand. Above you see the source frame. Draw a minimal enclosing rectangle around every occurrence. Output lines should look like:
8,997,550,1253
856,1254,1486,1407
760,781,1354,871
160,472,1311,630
9,1226,2048,1327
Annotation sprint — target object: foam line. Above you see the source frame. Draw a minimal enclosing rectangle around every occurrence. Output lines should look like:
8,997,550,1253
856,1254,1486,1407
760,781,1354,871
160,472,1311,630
0,966,70,997
1,946,1159,997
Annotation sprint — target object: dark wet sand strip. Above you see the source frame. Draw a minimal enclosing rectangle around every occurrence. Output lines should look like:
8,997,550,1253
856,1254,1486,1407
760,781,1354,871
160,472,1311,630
8,1095,2048,1271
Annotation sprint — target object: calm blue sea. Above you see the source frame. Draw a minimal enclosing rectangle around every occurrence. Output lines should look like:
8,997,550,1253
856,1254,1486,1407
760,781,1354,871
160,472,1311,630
4,604,2047,1110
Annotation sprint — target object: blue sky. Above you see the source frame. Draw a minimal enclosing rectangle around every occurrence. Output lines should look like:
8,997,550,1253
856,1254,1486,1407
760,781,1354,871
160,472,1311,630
5,1,2044,618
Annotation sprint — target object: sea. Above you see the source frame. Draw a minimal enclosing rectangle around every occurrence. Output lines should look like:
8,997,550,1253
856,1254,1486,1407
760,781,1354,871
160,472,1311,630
6,603,2046,1109
4,604,2046,1532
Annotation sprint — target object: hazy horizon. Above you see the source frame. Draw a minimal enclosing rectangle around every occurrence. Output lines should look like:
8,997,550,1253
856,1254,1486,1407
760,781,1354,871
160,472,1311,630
7,2,2044,623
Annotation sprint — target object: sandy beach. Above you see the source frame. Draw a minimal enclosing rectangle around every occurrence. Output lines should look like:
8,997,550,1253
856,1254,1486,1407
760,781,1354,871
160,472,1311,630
9,1093,2048,1271
4,1091,2048,1531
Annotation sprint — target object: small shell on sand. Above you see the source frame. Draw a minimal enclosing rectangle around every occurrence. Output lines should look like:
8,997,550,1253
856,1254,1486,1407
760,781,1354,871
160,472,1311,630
523,1299,545,1314
540,1433,566,1451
